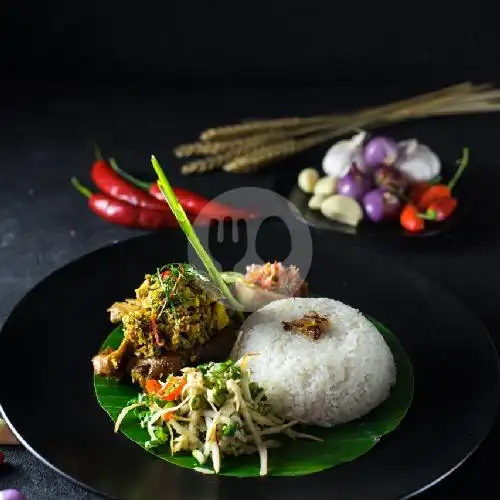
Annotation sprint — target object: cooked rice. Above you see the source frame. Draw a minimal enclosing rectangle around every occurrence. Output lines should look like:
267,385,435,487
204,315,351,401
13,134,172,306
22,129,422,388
230,297,397,427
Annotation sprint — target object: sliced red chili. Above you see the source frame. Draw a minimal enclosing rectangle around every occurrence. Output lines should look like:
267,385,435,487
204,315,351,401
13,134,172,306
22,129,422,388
150,315,164,347
145,379,162,394
160,376,186,401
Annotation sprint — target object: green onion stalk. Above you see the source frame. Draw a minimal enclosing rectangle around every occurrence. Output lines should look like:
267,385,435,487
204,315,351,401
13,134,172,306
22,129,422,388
151,155,243,313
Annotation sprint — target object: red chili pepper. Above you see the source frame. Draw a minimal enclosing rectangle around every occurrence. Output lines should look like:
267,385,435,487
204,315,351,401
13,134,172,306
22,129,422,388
71,177,178,230
426,196,458,221
416,184,451,210
400,204,425,232
415,147,469,210
150,314,165,346
145,379,162,394
91,159,170,212
152,183,258,219
108,159,258,219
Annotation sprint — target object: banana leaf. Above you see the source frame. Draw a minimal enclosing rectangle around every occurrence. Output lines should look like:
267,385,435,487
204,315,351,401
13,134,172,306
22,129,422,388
94,318,413,476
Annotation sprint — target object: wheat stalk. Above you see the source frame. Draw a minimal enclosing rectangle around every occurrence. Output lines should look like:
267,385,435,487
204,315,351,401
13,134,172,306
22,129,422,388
198,83,477,141
176,83,500,174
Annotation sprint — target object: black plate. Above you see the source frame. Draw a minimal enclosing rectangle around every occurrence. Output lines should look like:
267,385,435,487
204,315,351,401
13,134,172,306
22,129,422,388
0,222,498,500
276,167,472,238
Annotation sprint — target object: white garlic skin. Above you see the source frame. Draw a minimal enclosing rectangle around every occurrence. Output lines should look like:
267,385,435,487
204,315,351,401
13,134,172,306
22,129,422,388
396,139,441,181
297,168,320,194
322,131,367,178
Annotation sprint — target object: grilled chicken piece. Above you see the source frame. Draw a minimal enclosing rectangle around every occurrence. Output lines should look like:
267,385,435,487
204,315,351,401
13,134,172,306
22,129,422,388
91,338,133,377
107,299,142,323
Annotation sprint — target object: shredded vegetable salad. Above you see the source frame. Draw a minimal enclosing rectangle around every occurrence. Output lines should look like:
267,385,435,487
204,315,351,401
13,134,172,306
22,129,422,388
115,356,321,475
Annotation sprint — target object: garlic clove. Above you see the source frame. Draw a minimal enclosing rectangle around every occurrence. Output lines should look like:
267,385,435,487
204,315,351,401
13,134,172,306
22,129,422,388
297,167,320,194
308,193,327,210
314,176,337,195
320,195,363,227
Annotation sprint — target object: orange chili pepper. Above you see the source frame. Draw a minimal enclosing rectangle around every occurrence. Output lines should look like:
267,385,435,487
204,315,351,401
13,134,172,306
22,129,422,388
145,379,162,394
400,204,425,232
162,412,174,421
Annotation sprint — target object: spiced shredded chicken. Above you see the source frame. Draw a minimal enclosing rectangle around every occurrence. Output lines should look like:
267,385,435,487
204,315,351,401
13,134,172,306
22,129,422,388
92,264,240,387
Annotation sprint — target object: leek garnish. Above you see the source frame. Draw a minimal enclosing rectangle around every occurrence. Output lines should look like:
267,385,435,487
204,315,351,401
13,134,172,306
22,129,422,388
151,155,243,312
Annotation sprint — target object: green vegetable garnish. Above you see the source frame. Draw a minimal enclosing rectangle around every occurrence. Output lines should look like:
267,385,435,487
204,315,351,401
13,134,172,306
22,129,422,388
199,360,241,385
213,391,227,406
222,422,238,437
151,155,243,313
190,395,203,411
220,271,245,284
249,382,261,399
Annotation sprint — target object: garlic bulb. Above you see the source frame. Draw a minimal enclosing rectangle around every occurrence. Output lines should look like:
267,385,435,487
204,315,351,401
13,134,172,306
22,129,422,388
322,131,367,178
396,139,441,181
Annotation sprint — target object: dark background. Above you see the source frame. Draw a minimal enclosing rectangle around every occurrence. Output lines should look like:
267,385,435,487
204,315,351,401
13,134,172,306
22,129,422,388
2,2,500,499
0,1,499,86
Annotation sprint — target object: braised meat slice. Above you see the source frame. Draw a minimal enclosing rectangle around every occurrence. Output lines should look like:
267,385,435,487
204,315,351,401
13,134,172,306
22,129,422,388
130,356,182,387
91,338,133,377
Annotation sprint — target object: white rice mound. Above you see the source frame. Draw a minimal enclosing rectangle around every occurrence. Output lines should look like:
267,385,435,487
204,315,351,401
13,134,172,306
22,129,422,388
230,297,397,427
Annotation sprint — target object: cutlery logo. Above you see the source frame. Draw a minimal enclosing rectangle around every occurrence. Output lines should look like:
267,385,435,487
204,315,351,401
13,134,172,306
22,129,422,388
187,187,313,285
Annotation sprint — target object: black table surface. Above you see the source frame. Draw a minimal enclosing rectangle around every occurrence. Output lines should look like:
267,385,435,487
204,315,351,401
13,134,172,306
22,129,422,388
1,81,499,500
